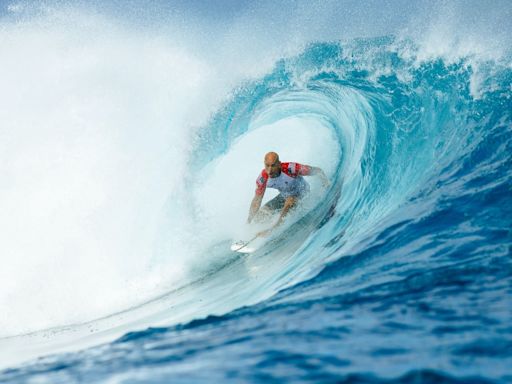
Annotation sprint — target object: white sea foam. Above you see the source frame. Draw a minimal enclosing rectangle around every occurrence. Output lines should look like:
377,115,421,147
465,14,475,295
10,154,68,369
0,10,217,336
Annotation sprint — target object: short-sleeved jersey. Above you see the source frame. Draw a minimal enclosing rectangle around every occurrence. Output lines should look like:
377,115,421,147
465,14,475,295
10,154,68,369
255,162,312,198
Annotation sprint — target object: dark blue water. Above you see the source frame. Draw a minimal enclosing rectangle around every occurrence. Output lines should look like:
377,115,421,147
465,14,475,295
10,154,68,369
1,1,511,383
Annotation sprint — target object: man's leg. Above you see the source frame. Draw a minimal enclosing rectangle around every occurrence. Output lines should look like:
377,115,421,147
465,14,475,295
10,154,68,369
253,194,286,223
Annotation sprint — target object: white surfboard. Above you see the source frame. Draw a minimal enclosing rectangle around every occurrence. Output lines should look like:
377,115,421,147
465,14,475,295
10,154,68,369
230,236,265,253
230,240,255,253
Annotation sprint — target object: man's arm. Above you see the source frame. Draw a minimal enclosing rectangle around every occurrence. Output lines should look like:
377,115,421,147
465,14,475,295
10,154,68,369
247,193,264,224
275,196,298,227
257,196,297,237
308,166,330,187
293,163,330,187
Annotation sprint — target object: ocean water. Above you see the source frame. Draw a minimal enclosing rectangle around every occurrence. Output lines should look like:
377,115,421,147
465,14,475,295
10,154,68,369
0,1,511,383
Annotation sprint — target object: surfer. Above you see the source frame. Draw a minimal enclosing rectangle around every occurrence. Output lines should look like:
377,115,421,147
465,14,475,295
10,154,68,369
247,151,330,237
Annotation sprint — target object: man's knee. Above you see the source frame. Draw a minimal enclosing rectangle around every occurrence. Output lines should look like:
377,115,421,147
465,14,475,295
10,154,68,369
253,208,272,223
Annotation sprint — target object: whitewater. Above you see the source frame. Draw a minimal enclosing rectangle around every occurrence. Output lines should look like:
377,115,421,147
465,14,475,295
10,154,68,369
0,1,511,383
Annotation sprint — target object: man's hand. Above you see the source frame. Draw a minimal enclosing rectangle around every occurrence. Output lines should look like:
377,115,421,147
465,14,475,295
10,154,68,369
310,166,330,188
317,169,330,188
257,228,272,238
321,174,330,188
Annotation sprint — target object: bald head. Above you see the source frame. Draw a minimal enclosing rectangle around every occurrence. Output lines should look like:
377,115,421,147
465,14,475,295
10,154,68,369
264,151,279,164
264,151,281,178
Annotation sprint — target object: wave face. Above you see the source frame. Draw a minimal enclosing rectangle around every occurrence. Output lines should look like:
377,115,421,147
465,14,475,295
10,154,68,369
1,1,511,383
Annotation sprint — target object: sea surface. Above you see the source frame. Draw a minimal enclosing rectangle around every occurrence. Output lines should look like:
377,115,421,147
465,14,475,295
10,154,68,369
0,1,511,383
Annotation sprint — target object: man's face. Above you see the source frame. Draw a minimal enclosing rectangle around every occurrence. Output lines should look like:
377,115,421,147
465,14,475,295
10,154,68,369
265,157,281,178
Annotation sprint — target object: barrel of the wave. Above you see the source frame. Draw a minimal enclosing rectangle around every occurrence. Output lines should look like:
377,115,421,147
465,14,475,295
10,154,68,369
231,153,330,254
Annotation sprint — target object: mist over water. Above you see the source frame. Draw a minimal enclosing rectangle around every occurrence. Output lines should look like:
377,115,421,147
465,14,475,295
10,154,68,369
0,1,511,382
0,11,211,334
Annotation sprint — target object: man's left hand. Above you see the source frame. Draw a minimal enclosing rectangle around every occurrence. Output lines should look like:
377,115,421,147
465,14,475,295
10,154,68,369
257,228,272,238
321,174,331,188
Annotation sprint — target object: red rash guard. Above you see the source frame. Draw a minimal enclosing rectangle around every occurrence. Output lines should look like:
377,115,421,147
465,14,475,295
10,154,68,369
255,162,312,198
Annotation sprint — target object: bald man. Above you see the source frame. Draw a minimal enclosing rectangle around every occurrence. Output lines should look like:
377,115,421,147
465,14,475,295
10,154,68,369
247,152,330,237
